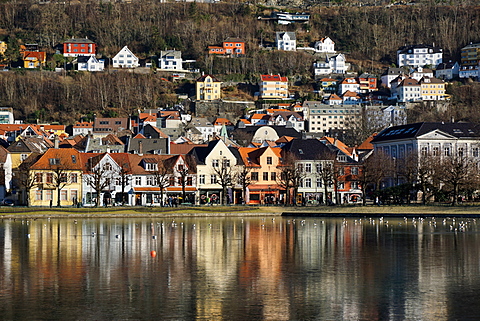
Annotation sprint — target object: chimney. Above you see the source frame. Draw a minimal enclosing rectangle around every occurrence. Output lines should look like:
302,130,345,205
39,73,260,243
54,135,59,149
138,141,143,156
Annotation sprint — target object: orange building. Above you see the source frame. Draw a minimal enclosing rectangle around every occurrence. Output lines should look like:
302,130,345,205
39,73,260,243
208,37,245,56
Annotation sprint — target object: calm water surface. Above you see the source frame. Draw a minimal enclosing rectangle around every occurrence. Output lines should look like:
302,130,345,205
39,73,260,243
1,216,480,320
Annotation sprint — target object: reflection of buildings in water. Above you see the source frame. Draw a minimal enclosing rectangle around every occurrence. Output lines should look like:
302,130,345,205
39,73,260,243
2,218,480,319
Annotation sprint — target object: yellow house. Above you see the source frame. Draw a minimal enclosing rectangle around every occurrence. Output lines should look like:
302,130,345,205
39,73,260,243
419,76,446,101
6,136,52,169
238,146,283,204
0,41,7,55
22,51,46,69
29,148,83,207
196,74,222,101
259,74,289,99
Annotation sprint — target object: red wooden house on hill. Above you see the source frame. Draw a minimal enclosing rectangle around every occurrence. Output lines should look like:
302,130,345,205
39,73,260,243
63,38,96,57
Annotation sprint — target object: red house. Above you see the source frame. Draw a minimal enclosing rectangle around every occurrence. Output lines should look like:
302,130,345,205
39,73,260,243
208,37,245,56
63,38,96,57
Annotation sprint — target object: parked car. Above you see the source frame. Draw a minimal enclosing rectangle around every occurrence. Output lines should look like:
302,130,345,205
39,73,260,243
1,199,14,206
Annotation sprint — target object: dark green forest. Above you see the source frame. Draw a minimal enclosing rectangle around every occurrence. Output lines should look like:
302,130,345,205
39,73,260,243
1,1,480,124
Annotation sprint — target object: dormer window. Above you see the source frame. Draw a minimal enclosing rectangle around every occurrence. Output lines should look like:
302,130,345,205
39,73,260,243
49,158,60,165
145,163,158,171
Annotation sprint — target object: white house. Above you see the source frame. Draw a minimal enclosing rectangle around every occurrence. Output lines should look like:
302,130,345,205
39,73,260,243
371,122,480,189
82,153,131,206
338,78,360,95
159,50,183,70
410,66,433,81
381,67,406,88
313,54,349,76
112,46,139,68
314,37,336,53
396,78,421,102
271,112,305,132
397,44,443,68
0,146,12,202
276,32,296,51
77,56,105,72
189,139,241,203
435,62,460,80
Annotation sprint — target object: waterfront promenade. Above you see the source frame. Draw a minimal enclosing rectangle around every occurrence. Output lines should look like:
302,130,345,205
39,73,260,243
1,204,480,218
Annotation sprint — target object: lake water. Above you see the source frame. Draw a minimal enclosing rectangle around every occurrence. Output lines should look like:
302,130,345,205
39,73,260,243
1,216,480,320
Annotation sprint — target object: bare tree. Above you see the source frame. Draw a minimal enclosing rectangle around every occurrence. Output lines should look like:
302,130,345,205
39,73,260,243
152,161,170,207
437,151,479,206
416,152,441,205
358,150,393,205
49,159,71,207
15,154,41,207
176,164,189,203
211,158,234,205
85,158,116,207
118,164,130,206
317,161,335,205
235,164,252,205
276,153,304,206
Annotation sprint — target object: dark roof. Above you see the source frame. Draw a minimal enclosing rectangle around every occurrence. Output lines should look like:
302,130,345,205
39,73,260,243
63,38,95,44
128,137,169,154
188,140,220,165
372,122,480,143
282,139,335,160
196,74,221,82
397,44,442,54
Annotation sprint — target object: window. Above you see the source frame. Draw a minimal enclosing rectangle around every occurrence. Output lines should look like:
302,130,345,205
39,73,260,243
199,175,205,185
305,178,312,188
432,146,439,156
421,146,428,156
271,172,276,181
267,157,272,165
35,189,42,201
212,159,219,167
60,173,68,183
60,190,68,201
316,163,322,172
251,172,259,181
35,173,43,183
263,172,269,181
46,173,53,184
210,175,217,184
223,159,230,167
21,154,28,161
70,173,78,183
305,164,312,173
147,177,154,185
187,177,193,186
135,177,142,185
169,177,176,186
316,178,322,188
351,167,359,175
49,158,60,165
351,182,359,189
45,190,53,201
338,182,345,190
297,164,304,172
473,147,479,157
444,146,451,156
104,163,112,171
